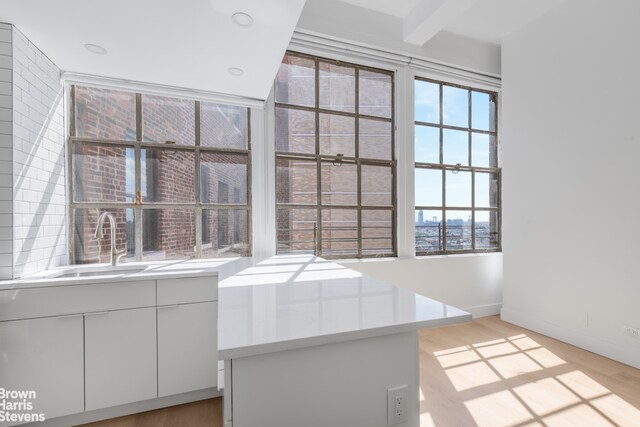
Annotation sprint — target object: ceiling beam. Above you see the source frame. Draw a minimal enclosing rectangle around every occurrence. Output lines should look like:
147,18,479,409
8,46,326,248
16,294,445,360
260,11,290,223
403,0,479,46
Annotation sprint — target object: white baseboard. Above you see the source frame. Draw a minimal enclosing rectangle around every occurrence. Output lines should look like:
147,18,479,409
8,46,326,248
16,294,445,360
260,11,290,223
25,388,222,427
501,308,640,370
463,303,502,318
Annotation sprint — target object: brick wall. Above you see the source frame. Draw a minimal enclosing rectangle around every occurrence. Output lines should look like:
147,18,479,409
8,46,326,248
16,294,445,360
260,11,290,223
0,23,12,279
11,25,66,277
73,88,250,261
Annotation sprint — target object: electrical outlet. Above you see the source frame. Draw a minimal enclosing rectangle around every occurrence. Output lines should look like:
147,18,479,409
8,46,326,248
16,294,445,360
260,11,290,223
624,326,640,339
387,385,408,425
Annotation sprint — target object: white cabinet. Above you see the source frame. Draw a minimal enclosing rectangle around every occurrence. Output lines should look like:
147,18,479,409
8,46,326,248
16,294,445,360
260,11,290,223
0,272,218,424
84,307,158,411
157,301,218,396
0,315,84,425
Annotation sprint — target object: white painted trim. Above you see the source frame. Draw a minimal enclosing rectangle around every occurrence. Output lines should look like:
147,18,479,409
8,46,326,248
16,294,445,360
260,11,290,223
396,66,416,259
463,303,501,318
290,29,502,85
250,91,276,258
35,388,222,427
501,308,640,369
61,72,265,109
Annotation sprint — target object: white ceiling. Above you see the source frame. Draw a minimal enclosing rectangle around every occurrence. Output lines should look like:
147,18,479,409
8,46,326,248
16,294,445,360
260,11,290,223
337,0,566,45
0,0,305,100
0,0,566,101
336,0,425,18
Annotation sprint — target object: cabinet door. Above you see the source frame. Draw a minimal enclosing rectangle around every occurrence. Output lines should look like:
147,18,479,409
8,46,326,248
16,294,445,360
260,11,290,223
0,315,83,424
157,301,217,397
84,307,157,411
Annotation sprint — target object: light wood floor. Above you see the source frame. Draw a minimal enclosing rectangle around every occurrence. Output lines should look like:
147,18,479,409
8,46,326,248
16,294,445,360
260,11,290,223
80,316,640,427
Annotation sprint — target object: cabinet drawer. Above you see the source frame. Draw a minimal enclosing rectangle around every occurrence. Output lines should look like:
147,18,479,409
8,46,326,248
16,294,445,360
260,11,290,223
157,275,217,305
0,281,156,321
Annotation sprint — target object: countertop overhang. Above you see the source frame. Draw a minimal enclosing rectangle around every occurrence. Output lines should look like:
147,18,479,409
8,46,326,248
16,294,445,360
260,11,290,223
217,255,471,359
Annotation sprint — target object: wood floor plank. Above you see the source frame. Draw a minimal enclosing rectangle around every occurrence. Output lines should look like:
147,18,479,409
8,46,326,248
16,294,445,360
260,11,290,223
78,316,640,426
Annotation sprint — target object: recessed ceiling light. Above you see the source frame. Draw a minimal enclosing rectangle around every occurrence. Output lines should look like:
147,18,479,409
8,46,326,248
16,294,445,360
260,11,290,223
228,67,244,76
84,43,107,55
232,12,253,27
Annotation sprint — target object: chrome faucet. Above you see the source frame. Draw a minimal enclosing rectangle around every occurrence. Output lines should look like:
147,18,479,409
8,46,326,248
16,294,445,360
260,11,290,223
94,211,126,266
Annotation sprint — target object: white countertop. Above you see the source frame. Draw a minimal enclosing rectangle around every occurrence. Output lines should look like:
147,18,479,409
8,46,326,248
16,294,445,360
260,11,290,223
218,255,471,359
0,258,250,290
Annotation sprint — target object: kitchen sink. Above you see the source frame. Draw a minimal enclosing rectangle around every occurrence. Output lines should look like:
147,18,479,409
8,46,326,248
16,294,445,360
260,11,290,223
47,265,148,279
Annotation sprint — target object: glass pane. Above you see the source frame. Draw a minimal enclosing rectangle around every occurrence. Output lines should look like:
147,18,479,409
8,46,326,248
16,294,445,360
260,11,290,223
275,107,315,154
321,162,357,205
359,70,392,118
360,118,392,160
73,143,134,203
142,209,195,261
276,158,317,205
277,208,317,254
415,125,439,164
443,129,469,166
200,153,248,204
142,95,195,145
446,170,471,207
443,85,469,128
362,210,393,255
475,210,499,249
415,168,442,207
140,148,195,203
472,133,497,168
74,86,136,140
362,165,392,206
319,113,355,157
73,208,135,264
202,209,249,258
415,209,442,253
414,80,439,124
475,172,499,208
319,62,355,113
200,102,248,149
472,91,495,131
446,210,472,251
275,54,315,107
321,209,357,256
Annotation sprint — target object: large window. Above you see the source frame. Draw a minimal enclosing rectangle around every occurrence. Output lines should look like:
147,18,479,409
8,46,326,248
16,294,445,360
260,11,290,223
275,52,396,258
414,78,500,254
70,85,250,263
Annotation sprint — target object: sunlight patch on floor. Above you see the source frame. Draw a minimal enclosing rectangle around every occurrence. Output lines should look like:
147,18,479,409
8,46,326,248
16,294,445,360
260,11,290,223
555,370,610,399
487,352,544,378
444,360,502,391
434,346,480,368
424,329,640,427
464,390,533,427
513,377,581,415
420,412,436,427
591,394,640,427
542,403,614,426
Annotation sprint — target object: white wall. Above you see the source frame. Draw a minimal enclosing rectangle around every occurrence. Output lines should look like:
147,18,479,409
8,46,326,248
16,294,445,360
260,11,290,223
0,24,66,279
501,0,640,368
0,23,12,280
296,0,501,77
11,25,66,277
341,254,503,318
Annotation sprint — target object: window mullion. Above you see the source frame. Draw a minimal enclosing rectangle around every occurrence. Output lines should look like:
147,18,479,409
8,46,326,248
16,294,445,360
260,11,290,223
135,93,143,262
195,101,202,258
315,57,322,256
355,66,362,258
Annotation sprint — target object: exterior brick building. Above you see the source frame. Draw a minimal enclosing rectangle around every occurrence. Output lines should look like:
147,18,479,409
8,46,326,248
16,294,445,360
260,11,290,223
72,86,249,263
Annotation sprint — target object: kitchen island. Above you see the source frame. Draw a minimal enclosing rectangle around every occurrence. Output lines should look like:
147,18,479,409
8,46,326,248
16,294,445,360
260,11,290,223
218,255,470,427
